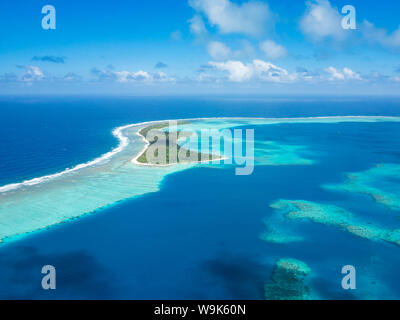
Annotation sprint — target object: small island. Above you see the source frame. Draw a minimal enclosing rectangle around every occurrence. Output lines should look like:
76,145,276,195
135,121,222,165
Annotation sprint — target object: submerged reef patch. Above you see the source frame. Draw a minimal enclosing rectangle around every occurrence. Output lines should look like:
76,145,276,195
259,228,304,244
1,117,399,244
323,164,400,212
254,141,314,166
259,217,304,244
264,258,312,300
270,200,400,247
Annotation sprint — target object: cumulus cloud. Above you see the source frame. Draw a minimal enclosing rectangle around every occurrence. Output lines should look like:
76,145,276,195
324,66,362,81
208,59,367,84
189,14,208,36
32,55,66,64
91,67,175,83
300,0,400,52
209,59,297,83
253,60,297,82
361,21,400,49
19,66,45,82
0,66,49,83
300,0,346,42
342,67,362,80
189,0,273,36
259,40,287,59
209,60,253,82
115,70,152,82
207,41,231,60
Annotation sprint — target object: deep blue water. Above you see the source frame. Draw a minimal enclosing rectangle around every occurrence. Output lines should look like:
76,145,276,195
0,95,400,299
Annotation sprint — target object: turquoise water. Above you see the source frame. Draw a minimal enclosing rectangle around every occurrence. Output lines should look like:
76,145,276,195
0,96,400,299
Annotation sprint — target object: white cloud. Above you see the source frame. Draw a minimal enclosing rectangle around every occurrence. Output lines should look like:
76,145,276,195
300,0,400,51
209,59,297,83
361,20,400,49
152,72,174,82
253,59,295,82
20,66,45,82
93,68,175,83
209,60,366,84
342,67,362,80
189,0,273,36
324,66,362,81
209,60,253,82
207,41,231,60
63,72,82,82
325,66,344,80
189,14,208,36
259,40,287,59
300,0,346,42
114,70,151,82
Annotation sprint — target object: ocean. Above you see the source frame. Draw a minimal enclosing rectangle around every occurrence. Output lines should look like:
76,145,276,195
0,95,400,299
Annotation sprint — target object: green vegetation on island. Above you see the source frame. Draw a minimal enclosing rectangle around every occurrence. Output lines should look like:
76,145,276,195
136,121,222,165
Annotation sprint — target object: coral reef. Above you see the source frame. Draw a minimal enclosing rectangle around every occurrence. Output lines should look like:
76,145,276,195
265,258,312,300
323,164,400,212
271,200,400,247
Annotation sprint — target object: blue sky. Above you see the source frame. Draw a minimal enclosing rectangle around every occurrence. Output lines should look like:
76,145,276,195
0,0,400,94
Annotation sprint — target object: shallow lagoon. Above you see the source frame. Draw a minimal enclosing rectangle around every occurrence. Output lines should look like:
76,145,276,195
1,117,397,244
1,97,400,299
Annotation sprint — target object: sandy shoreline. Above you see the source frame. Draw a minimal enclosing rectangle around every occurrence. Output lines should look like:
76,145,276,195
1,116,399,193
130,121,228,167
1,115,400,245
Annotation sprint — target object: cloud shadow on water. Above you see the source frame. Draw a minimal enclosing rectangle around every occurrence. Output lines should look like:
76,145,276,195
0,246,117,299
200,252,267,300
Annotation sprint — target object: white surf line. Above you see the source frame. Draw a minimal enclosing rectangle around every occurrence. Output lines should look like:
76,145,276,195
1,116,399,193
0,121,157,193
